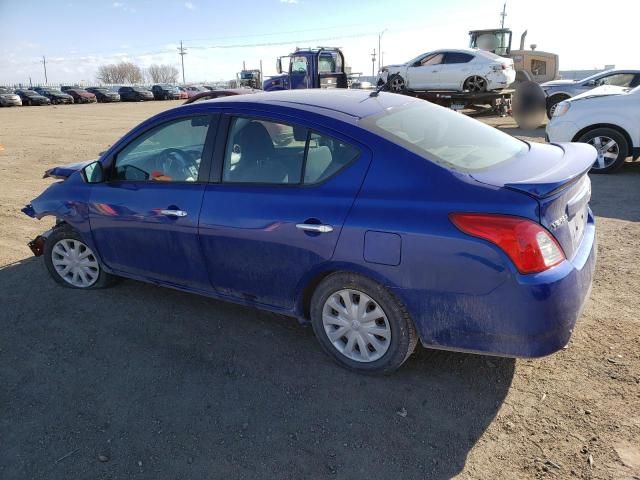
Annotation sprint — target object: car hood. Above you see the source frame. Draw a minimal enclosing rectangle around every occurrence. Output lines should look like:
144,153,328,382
541,79,578,87
0,93,19,98
381,64,406,71
567,85,628,102
77,92,95,98
43,159,96,179
51,92,72,98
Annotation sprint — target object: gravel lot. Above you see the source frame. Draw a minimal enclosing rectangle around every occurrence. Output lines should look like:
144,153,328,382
1,101,638,479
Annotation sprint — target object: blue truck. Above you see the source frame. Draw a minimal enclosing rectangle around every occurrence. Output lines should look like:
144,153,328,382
263,47,348,91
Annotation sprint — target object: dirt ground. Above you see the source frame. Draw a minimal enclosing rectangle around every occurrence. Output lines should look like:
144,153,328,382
0,101,638,480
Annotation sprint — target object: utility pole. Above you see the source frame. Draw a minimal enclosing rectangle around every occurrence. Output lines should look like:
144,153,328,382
378,29,387,72
178,41,187,84
41,56,48,84
371,49,376,77
500,3,507,28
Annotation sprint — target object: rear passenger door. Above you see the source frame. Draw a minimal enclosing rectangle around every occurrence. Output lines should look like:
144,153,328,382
439,52,475,90
198,114,371,310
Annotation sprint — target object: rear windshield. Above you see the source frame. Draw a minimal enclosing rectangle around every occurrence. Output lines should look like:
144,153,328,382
361,101,528,171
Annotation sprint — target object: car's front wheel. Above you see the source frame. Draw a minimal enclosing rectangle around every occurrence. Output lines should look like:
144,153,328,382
387,74,406,93
310,273,418,374
578,128,628,174
44,225,116,289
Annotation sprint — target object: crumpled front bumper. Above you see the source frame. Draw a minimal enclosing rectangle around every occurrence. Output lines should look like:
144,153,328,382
27,228,53,256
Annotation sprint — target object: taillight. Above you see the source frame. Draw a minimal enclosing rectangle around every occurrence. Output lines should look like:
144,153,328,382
450,213,565,274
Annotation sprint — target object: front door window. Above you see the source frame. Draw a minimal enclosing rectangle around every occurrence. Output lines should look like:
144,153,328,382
113,116,211,182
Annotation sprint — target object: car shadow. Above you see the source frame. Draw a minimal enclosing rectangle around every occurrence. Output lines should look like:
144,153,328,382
0,258,514,480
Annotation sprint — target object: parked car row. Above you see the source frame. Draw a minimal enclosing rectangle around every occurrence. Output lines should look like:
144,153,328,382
0,84,197,106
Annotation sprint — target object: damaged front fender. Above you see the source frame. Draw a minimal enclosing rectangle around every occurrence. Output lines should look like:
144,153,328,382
22,171,92,234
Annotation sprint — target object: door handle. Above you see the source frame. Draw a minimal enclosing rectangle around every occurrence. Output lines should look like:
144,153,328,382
296,223,333,233
160,209,188,217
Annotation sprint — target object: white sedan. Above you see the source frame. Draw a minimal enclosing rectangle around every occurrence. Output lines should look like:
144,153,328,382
546,85,640,173
377,48,515,93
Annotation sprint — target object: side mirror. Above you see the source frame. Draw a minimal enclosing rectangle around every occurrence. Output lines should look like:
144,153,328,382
585,80,596,87
276,58,283,74
81,161,104,184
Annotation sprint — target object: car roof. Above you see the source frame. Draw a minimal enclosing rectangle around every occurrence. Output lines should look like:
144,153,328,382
187,89,420,120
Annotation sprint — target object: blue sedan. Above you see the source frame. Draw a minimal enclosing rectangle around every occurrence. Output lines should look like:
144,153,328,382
23,90,597,373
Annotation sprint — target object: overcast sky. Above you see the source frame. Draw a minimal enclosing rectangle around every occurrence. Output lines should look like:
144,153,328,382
0,0,635,85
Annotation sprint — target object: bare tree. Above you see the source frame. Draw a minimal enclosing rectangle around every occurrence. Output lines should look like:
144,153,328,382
146,64,180,83
96,62,144,84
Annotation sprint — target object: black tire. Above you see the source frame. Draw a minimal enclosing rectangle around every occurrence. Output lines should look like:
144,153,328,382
546,95,569,119
577,127,629,174
463,75,488,93
387,74,406,93
310,272,418,374
43,224,117,289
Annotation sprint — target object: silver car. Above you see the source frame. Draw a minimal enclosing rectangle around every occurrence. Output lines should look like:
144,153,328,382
542,69,640,118
0,87,22,107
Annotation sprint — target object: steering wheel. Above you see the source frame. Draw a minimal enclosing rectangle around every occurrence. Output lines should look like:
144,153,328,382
156,148,197,180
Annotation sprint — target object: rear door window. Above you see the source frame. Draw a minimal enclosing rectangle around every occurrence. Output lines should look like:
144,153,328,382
222,116,359,185
443,52,474,64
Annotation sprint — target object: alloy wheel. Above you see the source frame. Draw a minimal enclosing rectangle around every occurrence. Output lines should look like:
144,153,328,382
588,136,619,170
389,76,405,92
51,239,100,288
463,76,487,92
322,289,391,363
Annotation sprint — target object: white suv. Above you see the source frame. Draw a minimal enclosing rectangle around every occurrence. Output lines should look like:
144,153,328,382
377,48,515,93
546,85,640,173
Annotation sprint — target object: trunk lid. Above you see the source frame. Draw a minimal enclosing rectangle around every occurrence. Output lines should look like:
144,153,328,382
471,142,596,259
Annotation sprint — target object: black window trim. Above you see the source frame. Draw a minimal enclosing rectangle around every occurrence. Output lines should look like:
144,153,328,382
211,112,361,189
104,113,219,185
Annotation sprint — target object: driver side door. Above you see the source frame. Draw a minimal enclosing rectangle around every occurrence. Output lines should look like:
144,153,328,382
406,52,444,90
88,114,217,292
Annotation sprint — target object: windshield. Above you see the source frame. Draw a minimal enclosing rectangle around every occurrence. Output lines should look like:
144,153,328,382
362,102,529,171
133,87,149,92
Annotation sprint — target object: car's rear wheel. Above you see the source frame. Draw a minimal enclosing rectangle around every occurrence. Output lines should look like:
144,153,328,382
44,225,117,289
463,76,487,93
577,128,628,174
310,273,418,374
387,74,406,93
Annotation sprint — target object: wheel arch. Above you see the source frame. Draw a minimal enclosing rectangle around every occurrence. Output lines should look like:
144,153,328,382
572,123,633,153
546,92,571,107
294,262,397,321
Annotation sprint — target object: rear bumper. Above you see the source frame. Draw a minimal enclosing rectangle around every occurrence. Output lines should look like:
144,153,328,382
393,211,596,358
487,70,517,90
